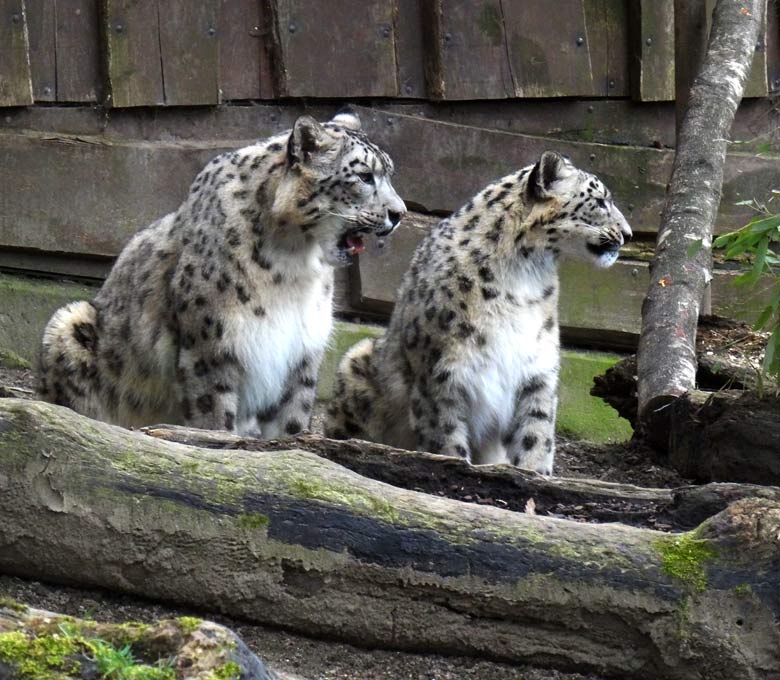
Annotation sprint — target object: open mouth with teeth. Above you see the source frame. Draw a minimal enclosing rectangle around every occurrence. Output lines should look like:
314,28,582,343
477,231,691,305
338,227,372,257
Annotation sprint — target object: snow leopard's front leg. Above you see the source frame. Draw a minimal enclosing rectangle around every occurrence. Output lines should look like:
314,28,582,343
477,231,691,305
504,373,558,475
409,374,472,461
256,353,321,438
177,345,242,432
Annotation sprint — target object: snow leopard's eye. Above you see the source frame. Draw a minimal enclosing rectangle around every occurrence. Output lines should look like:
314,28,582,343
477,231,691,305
357,172,375,185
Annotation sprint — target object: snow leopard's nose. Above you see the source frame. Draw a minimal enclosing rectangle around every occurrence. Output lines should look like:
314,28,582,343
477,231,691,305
613,205,632,242
388,210,403,227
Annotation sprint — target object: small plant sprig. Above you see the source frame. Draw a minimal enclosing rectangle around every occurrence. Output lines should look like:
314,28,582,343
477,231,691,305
713,192,780,388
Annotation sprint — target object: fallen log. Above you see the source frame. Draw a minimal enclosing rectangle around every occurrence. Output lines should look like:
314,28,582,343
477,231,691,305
1,398,780,679
143,425,780,531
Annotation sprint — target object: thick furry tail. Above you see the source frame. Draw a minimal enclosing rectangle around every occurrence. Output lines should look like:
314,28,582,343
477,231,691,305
38,300,100,412
324,337,381,440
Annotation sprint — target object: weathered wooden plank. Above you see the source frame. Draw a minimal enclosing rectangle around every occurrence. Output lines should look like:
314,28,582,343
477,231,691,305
583,0,630,96
55,0,101,102
218,0,262,100
423,0,513,100
158,0,219,105
0,0,33,106
24,0,55,101
423,0,630,100
395,0,426,98
502,0,594,97
0,131,231,256
629,0,675,101
271,0,397,97
356,107,780,236
102,0,164,107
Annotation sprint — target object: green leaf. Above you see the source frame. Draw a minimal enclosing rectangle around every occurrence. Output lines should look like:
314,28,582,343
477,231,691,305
764,330,779,378
747,213,780,234
713,233,735,249
752,237,769,276
753,304,774,330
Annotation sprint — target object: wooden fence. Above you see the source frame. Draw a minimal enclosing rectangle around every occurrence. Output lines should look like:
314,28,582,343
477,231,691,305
0,0,779,347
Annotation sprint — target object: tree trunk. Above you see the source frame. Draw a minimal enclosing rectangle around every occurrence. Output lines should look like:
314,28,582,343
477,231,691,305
1,399,780,679
637,0,765,432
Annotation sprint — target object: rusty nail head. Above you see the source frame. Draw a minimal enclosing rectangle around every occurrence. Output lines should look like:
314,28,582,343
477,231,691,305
382,25,391,38
587,105,594,113
252,25,260,32
631,268,639,278
207,26,216,36
576,36,584,46
444,32,452,43
589,153,596,162
645,37,653,46
114,22,124,33
288,21,296,33
43,86,52,95
608,79,616,88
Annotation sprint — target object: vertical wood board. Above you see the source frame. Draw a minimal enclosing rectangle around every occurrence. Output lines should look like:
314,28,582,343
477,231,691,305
219,0,262,100
158,0,219,105
55,0,101,102
102,0,164,107
395,0,426,98
584,0,630,96
272,0,398,97
502,0,594,97
0,0,34,106
425,0,513,100
629,0,675,101
24,0,56,101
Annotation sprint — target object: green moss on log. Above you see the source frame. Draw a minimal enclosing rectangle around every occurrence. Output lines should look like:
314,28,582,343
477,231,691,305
655,533,717,592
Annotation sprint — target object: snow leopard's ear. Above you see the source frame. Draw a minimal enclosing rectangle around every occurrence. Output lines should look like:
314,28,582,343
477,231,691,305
526,151,574,201
331,107,362,131
288,116,337,166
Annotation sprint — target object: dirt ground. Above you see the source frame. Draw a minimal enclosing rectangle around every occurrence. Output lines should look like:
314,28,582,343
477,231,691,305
0,364,681,679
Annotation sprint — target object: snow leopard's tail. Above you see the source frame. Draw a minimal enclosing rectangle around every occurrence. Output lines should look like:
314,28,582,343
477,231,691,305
38,300,103,418
324,337,382,441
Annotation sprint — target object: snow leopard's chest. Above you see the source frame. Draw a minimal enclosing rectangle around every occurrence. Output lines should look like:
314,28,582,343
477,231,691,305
456,273,560,438
228,271,334,429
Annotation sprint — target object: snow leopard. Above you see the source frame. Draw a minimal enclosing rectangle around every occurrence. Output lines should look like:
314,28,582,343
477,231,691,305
39,112,405,437
324,151,631,474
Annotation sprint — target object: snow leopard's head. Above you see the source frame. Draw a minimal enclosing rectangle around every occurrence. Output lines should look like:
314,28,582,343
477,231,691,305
524,151,632,268
272,112,406,266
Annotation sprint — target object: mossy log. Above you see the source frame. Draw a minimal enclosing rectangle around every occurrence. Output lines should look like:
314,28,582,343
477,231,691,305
1,399,780,679
143,425,780,532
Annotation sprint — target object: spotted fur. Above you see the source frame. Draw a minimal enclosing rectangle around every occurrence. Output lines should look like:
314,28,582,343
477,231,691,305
324,151,631,474
39,112,405,436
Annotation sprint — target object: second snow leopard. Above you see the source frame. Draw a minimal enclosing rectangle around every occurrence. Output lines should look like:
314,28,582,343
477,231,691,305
39,112,405,437
324,151,631,474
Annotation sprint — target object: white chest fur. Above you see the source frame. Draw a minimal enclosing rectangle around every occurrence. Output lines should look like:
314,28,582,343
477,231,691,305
228,274,333,428
456,271,559,451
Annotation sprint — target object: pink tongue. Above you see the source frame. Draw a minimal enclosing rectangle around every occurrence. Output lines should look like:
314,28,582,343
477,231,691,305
346,234,366,254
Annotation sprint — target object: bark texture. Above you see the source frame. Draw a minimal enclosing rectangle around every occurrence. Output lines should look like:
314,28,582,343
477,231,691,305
637,0,765,428
144,424,780,532
1,399,780,679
